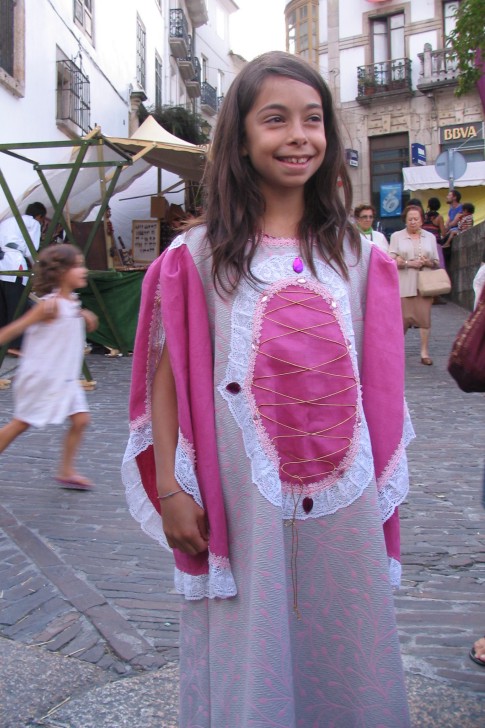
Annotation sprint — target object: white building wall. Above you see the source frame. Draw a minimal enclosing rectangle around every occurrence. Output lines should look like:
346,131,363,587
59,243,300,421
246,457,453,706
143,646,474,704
0,0,237,212
339,46,365,103
410,0,435,23
319,0,328,44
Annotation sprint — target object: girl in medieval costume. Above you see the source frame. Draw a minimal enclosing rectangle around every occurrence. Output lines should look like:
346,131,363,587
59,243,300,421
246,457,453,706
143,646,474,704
123,51,413,727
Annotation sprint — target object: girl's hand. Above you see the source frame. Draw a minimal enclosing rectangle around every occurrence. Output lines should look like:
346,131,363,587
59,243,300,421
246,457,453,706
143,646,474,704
80,309,99,332
160,491,209,555
0,298,58,346
39,298,58,321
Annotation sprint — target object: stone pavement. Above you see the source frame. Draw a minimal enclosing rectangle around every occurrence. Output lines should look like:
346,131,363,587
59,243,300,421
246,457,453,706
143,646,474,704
0,300,484,727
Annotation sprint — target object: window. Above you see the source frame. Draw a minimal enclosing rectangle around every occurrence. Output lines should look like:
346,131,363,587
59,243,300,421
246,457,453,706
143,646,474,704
56,49,91,135
0,0,25,97
74,0,94,42
216,6,225,39
371,13,405,64
369,133,409,238
0,0,14,76
201,55,208,83
285,1,318,66
217,69,224,97
136,15,146,89
443,1,460,45
370,12,406,86
155,53,163,109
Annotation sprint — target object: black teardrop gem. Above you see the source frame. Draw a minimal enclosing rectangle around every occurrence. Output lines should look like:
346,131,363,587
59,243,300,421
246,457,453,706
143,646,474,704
302,497,314,514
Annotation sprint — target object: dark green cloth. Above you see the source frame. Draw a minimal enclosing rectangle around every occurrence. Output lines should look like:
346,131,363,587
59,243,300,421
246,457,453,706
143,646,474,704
79,270,146,352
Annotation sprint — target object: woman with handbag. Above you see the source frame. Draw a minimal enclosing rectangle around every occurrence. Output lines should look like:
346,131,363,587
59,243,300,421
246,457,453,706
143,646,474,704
389,205,441,365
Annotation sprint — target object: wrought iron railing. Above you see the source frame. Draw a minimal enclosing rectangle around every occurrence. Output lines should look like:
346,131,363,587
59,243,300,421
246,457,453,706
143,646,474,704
169,8,190,48
357,58,412,98
56,59,90,134
201,81,217,112
191,56,201,85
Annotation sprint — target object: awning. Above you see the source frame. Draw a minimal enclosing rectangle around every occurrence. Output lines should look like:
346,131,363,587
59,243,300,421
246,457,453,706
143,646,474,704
108,115,207,183
1,116,208,222
403,161,485,190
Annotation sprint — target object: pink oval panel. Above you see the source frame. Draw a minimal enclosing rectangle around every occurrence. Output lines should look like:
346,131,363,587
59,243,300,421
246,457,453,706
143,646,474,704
250,284,358,490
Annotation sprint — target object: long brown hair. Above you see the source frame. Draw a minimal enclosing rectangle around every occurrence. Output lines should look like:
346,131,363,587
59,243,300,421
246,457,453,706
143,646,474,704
33,244,82,296
202,51,360,292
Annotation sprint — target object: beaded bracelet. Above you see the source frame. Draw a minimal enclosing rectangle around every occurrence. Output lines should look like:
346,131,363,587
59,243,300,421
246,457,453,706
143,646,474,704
157,490,185,501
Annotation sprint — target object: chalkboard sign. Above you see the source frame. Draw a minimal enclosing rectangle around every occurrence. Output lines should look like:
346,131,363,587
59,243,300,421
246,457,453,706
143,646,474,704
132,220,161,263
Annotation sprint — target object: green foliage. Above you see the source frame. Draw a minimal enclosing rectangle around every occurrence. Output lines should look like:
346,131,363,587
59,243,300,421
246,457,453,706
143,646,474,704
449,0,485,96
138,104,210,144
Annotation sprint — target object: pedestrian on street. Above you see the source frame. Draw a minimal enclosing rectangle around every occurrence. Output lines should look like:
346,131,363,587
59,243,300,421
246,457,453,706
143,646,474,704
389,205,440,366
354,203,390,253
0,244,98,490
123,51,412,727
0,202,46,355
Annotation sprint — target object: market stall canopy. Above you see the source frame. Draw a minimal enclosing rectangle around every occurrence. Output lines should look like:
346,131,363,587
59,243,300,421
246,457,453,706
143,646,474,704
1,143,151,223
0,117,207,223
108,115,208,183
403,161,485,190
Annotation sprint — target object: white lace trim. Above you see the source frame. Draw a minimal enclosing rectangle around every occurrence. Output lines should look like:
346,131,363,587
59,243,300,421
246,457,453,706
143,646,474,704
175,432,203,508
122,430,169,550
174,553,237,600
389,556,402,589
377,405,415,523
123,421,204,526
219,254,376,520
122,426,236,600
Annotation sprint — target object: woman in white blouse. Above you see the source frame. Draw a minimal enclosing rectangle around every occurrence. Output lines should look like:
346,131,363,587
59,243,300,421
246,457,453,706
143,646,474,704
389,205,440,366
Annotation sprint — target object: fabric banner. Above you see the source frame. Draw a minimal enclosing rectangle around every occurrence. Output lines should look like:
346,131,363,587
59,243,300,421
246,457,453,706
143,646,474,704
79,269,146,351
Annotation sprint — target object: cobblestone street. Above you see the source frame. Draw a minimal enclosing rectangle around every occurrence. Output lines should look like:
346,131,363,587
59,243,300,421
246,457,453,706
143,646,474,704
0,300,484,727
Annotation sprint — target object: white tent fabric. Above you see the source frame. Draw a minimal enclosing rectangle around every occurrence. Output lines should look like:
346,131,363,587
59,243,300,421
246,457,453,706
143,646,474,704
85,166,186,250
403,161,485,190
108,115,207,182
0,147,151,223
0,117,207,223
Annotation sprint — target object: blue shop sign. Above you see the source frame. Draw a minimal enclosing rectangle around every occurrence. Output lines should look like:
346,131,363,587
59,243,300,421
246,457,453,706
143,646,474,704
380,183,402,217
411,143,426,166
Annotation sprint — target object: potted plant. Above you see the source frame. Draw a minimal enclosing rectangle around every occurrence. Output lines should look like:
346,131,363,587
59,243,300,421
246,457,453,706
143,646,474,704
362,76,377,95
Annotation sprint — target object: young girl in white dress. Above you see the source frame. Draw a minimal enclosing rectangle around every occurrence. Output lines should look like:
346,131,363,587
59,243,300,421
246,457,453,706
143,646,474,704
0,244,98,489
124,52,412,726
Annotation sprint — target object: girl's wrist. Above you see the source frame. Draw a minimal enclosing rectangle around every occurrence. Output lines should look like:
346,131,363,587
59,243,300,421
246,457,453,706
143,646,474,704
158,489,185,501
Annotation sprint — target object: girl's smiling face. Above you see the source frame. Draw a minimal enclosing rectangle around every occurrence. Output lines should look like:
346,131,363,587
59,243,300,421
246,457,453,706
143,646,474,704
241,76,327,198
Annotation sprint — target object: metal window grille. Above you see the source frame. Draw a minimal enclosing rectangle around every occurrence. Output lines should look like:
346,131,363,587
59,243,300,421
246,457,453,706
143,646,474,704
56,59,91,134
136,17,146,89
0,0,15,76
155,55,162,108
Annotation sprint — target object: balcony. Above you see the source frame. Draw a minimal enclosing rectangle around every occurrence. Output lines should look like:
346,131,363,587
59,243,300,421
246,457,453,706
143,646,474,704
178,44,196,80
169,9,190,58
185,0,209,28
200,81,217,115
356,58,413,104
417,43,459,92
185,57,201,99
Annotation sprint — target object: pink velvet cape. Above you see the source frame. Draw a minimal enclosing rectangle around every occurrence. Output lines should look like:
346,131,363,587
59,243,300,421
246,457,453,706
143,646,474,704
126,240,408,595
